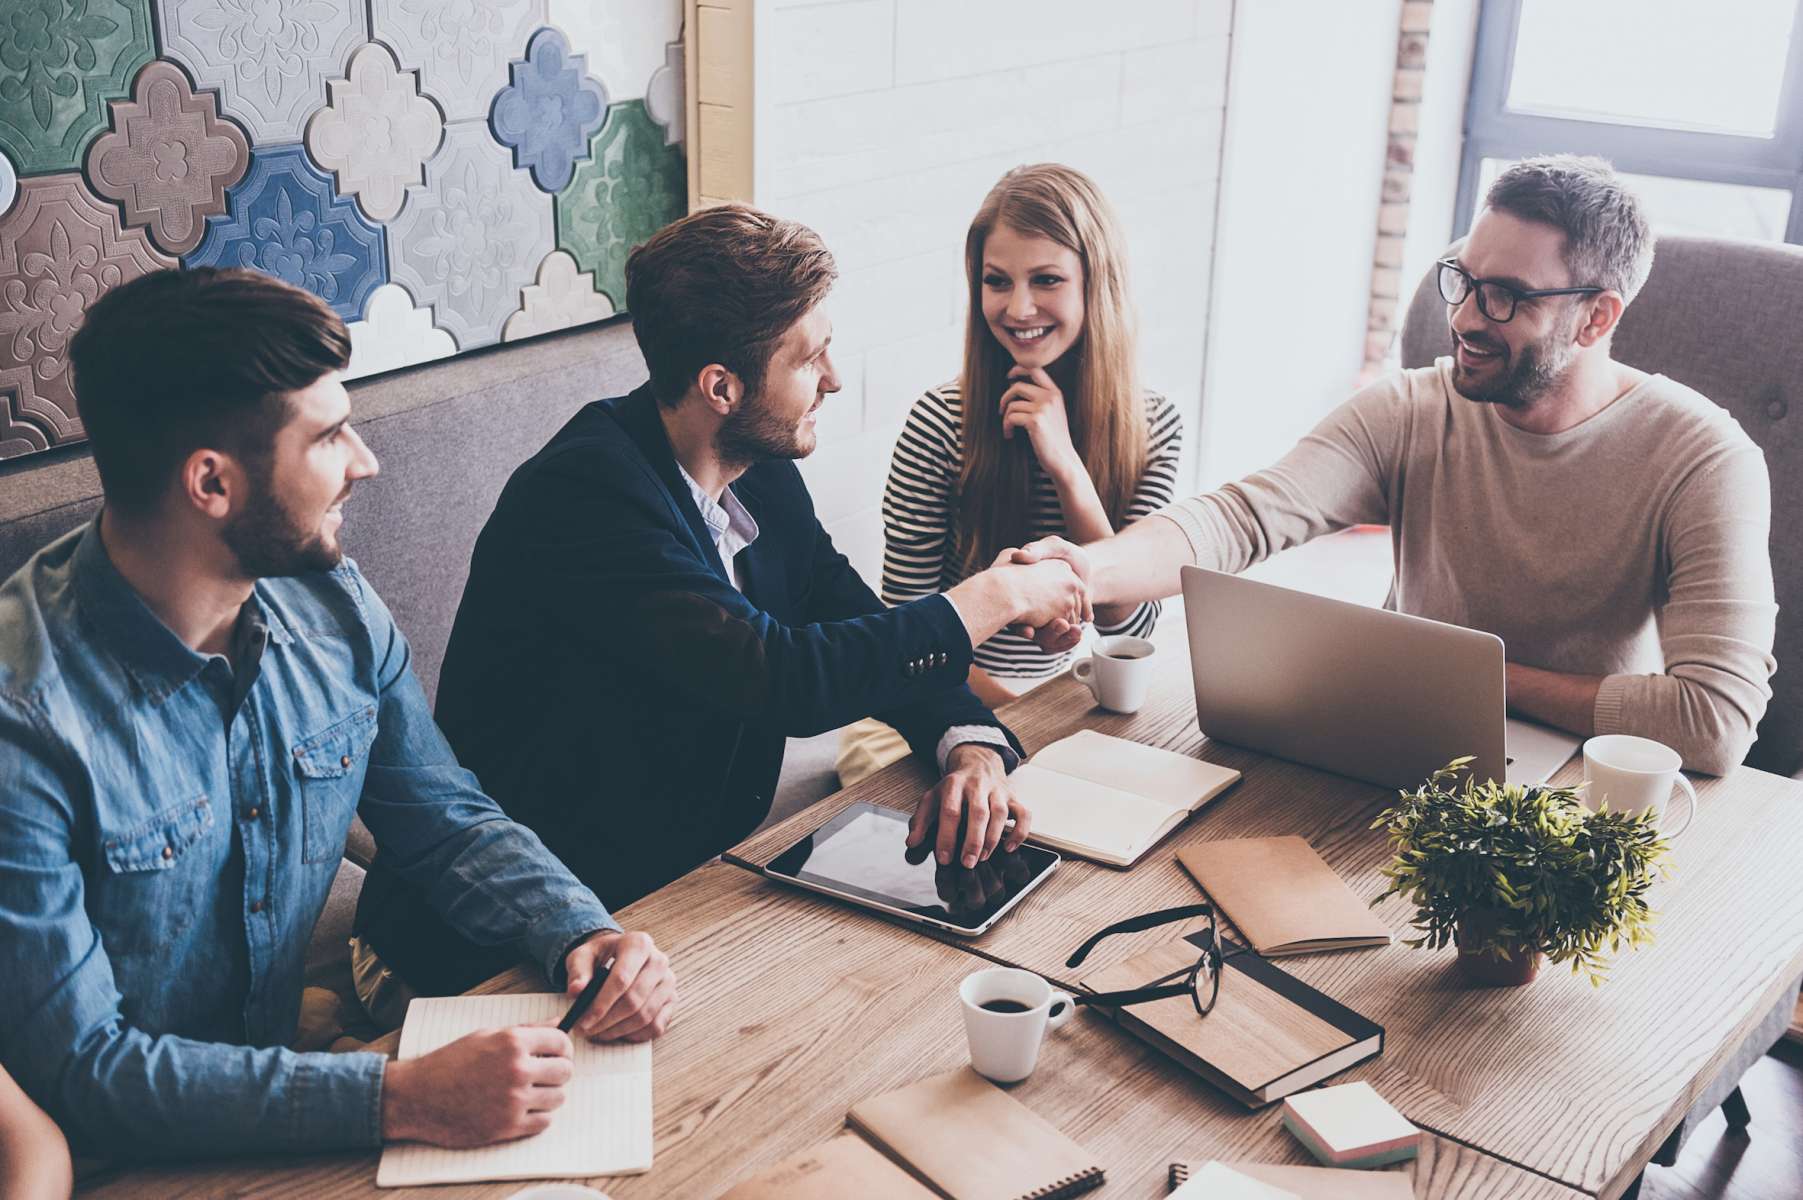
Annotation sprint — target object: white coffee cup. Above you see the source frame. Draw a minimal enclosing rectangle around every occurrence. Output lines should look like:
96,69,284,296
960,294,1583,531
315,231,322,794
958,967,1074,1084
1071,634,1155,714
1581,734,1696,837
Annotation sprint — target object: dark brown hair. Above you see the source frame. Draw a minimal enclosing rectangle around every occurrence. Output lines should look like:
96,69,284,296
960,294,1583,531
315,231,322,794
625,203,838,405
68,267,351,513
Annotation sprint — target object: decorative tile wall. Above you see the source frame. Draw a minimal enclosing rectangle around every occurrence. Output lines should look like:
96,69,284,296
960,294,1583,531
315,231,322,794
0,0,687,460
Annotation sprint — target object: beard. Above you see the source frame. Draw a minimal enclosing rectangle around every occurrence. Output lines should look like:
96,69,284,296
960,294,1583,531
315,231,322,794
1452,320,1578,411
714,385,816,467
221,466,345,578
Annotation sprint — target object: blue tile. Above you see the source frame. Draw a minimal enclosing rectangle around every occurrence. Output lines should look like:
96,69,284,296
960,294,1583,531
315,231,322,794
490,27,609,193
186,144,387,323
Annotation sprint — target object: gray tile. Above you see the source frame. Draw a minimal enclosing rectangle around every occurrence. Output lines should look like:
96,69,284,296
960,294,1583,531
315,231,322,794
387,123,555,349
304,41,445,222
370,0,546,123
158,0,366,143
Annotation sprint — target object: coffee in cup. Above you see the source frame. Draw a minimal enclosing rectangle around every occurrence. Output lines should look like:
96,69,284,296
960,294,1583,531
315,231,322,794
1072,634,1155,714
958,967,1073,1084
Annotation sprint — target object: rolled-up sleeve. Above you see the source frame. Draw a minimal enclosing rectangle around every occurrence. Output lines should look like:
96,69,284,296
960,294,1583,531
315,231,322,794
1593,448,1776,775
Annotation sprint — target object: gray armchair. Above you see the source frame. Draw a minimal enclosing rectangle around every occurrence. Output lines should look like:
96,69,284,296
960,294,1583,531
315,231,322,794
1401,234,1803,778
1401,234,1803,1182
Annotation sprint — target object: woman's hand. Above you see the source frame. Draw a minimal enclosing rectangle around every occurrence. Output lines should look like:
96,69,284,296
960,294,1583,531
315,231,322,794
999,366,1080,480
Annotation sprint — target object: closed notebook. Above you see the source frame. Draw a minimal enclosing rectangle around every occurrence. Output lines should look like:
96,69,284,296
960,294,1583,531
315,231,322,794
847,1067,1105,1200
720,1133,938,1199
1078,934,1382,1108
1014,730,1241,867
1176,836,1391,955
375,993,652,1188
1169,1160,1412,1199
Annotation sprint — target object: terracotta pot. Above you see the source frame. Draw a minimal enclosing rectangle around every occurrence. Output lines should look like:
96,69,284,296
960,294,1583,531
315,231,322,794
1456,909,1545,987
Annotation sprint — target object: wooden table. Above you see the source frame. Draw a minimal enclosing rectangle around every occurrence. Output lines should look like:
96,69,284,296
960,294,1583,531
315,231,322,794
82,862,1574,1198
727,665,1803,1200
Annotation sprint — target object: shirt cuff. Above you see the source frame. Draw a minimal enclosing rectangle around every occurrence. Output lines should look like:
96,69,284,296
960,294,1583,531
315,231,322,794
1593,673,1630,736
938,725,1020,774
527,902,622,990
1148,505,1206,566
292,1049,389,1149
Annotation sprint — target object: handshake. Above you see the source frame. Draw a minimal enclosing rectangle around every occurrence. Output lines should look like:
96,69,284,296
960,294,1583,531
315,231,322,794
949,536,1095,654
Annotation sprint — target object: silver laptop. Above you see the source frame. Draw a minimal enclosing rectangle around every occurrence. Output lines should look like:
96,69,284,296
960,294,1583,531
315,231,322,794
1180,567,1579,790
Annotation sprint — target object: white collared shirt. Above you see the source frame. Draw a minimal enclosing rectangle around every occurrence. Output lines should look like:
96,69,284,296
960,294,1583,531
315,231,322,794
675,464,1014,775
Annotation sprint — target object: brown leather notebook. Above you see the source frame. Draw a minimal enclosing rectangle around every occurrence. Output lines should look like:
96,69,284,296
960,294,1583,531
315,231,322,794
847,1068,1105,1200
720,1132,939,1199
1079,935,1382,1108
1169,1159,1412,1198
1176,836,1391,955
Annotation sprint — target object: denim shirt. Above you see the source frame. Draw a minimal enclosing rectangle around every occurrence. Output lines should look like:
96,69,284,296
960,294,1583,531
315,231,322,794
0,522,617,1157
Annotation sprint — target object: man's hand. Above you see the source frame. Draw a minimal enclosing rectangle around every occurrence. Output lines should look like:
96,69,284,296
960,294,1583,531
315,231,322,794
562,929,678,1043
1006,537,1092,650
906,743,1030,868
1010,536,1091,585
944,549,1088,648
381,1026,574,1147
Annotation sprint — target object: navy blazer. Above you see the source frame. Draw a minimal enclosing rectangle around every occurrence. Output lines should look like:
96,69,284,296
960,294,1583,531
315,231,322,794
357,385,1018,993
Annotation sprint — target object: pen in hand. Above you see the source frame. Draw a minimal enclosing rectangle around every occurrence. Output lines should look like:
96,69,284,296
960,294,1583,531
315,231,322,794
557,963,612,1034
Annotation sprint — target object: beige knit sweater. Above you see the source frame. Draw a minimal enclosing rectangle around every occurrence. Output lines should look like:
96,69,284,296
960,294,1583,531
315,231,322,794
1157,360,1776,774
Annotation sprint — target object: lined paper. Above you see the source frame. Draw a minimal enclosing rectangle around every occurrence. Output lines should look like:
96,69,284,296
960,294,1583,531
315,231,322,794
376,993,653,1187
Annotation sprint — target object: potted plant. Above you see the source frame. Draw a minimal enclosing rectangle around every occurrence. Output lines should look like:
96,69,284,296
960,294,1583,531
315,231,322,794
1370,758,1672,987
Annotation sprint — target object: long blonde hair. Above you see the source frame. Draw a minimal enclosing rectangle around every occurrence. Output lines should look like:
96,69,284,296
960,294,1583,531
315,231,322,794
955,164,1144,576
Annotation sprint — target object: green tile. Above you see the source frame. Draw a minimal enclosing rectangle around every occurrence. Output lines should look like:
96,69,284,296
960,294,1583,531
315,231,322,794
0,0,154,176
555,99,686,310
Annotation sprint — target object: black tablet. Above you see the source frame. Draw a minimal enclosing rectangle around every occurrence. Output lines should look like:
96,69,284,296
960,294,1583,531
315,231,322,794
763,802,1059,937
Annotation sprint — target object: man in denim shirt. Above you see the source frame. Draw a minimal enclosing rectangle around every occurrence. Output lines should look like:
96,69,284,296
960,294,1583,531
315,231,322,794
0,268,677,1159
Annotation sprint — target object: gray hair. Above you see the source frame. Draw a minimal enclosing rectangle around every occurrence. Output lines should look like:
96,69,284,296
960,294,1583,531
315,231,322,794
1484,155,1655,304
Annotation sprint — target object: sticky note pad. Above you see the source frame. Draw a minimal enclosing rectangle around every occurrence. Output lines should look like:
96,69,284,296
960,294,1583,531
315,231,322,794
1282,1081,1420,1168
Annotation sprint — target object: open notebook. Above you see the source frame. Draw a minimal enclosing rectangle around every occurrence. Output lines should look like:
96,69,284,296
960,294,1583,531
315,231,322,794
375,993,653,1188
1013,730,1241,867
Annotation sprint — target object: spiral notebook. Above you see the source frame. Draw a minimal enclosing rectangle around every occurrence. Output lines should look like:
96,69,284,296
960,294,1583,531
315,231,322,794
847,1068,1104,1200
375,993,653,1188
1169,1160,1412,1198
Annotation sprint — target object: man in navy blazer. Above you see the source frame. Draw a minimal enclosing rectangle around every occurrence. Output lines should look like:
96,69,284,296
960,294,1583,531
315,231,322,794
355,205,1086,996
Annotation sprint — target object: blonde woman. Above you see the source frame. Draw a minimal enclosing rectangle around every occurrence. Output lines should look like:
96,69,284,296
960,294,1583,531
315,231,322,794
839,164,1181,784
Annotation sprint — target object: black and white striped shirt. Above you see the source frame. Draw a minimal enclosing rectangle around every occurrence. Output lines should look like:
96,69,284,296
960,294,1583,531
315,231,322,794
881,382,1184,679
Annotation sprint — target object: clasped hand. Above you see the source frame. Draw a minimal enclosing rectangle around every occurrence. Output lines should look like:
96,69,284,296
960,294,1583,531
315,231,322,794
1001,536,1093,653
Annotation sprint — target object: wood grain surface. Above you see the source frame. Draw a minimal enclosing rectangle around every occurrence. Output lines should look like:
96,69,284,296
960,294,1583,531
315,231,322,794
80,862,1579,1199
724,668,1803,1200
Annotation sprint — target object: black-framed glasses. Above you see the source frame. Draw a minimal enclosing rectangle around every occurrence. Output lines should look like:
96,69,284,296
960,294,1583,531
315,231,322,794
1436,258,1604,324
1064,902,1222,1018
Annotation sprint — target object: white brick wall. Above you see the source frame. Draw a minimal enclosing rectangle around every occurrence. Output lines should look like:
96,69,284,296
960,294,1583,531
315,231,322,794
754,0,1233,583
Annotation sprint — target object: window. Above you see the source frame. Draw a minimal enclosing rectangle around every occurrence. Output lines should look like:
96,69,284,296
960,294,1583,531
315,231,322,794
1456,0,1803,244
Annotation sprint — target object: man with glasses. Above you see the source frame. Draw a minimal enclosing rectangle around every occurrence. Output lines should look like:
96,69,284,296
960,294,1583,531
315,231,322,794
1016,155,1775,775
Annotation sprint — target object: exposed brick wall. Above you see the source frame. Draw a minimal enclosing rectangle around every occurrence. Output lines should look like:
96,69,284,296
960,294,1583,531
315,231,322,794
1365,0,1435,377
